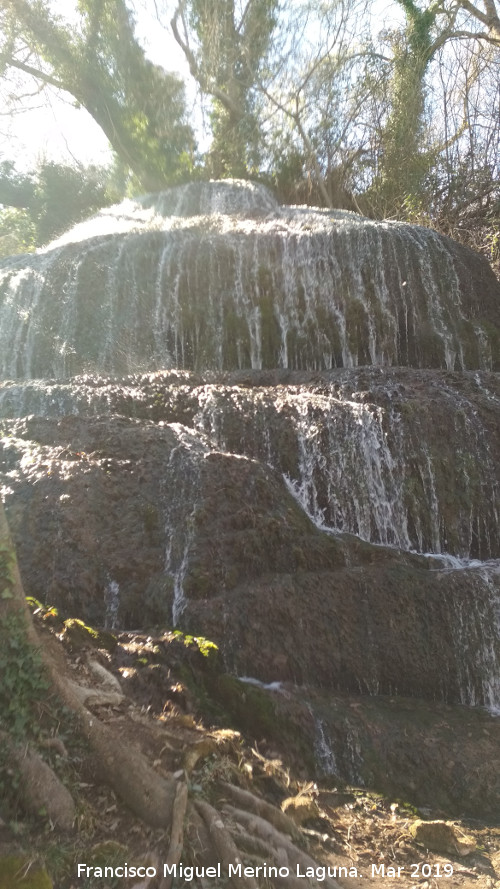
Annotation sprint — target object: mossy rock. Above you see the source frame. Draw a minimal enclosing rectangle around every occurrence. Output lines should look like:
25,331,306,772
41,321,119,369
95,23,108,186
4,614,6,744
63,618,117,652
215,675,277,737
0,858,52,889
213,675,316,771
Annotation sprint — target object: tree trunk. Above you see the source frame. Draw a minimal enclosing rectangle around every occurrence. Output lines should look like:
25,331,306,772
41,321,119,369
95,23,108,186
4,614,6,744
0,502,177,828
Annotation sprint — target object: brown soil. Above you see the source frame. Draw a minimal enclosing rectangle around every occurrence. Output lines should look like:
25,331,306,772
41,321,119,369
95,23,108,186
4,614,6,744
1,611,499,889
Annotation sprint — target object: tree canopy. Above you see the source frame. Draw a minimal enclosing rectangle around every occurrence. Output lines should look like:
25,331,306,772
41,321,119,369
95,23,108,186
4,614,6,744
0,0,498,269
0,160,117,254
0,0,194,190
171,0,279,177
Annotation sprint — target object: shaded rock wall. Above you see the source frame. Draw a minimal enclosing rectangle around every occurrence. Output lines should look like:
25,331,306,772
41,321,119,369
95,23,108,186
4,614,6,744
233,683,500,817
2,368,499,558
1,382,499,710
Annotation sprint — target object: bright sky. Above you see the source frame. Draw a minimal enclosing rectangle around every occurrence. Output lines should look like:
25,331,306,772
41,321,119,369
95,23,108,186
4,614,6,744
1,95,112,170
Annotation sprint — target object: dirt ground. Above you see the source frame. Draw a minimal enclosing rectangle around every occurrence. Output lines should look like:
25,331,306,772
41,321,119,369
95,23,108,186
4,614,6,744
1,617,499,889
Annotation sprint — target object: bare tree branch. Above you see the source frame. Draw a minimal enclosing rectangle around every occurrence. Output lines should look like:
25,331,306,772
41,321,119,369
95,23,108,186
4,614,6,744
170,1,241,116
0,53,68,92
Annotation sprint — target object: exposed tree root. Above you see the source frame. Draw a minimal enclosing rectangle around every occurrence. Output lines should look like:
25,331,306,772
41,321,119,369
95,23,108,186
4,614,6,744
222,804,343,889
39,736,69,758
218,780,302,840
5,739,76,831
2,504,346,885
195,799,259,889
48,663,178,827
65,677,125,708
185,801,214,868
160,780,189,889
228,825,279,861
130,855,161,889
225,826,310,889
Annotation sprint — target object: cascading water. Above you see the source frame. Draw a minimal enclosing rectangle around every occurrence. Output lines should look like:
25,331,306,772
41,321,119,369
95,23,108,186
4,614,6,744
104,578,120,630
162,424,210,626
312,713,339,777
1,180,499,379
1,180,500,717
192,370,500,560
2,368,499,558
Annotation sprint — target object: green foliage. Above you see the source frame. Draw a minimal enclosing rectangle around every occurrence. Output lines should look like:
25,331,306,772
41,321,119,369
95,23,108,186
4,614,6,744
0,0,194,190
172,629,219,659
0,161,37,255
0,611,48,741
0,207,36,257
194,637,218,658
0,534,17,599
0,0,497,265
397,0,438,58
34,162,115,244
0,160,121,252
25,598,59,620
177,0,278,177
367,0,441,217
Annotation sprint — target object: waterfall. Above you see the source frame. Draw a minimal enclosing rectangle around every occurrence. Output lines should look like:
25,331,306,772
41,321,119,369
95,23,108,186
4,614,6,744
161,424,210,626
312,715,339,777
104,578,120,630
1,180,500,714
1,368,500,560
1,181,499,379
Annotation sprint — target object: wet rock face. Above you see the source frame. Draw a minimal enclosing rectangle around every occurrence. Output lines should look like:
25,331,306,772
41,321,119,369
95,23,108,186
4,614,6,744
2,368,500,559
1,371,500,710
263,687,500,817
0,415,177,627
0,181,499,379
0,181,500,785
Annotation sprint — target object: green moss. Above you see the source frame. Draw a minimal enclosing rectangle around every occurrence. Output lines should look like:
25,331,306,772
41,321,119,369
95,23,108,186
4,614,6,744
0,858,52,889
258,290,281,368
479,319,500,368
141,502,159,534
142,575,174,625
86,841,128,867
213,675,315,770
0,534,17,600
40,840,129,889
63,619,117,652
0,611,48,741
183,568,216,598
458,319,480,368
345,299,370,362
418,323,446,368
216,675,276,733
